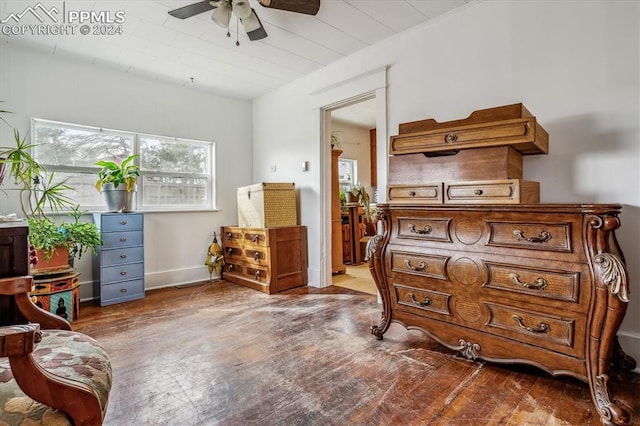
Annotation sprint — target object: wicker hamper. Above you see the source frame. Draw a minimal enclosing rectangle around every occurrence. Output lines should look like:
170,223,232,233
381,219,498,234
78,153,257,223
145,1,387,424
237,182,297,228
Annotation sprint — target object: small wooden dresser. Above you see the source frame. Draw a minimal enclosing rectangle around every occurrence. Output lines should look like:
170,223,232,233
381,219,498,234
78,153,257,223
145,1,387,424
369,104,635,425
221,225,307,294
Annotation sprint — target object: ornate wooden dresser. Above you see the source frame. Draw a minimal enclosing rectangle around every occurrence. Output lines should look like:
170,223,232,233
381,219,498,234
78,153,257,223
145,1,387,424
368,104,635,425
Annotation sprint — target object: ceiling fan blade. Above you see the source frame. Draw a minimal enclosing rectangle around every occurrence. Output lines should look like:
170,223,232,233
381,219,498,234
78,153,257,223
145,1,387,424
168,1,215,19
242,9,268,41
211,1,231,27
258,0,320,15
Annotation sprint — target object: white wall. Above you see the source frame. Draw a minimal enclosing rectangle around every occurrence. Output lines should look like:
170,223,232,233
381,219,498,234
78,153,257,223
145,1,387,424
0,43,254,298
253,1,640,367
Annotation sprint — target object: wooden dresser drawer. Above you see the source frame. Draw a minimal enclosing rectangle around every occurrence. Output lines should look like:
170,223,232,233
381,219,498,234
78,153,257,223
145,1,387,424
484,302,583,357
393,284,452,317
396,217,452,243
484,261,582,309
390,117,548,156
243,229,268,247
445,180,539,204
244,247,269,266
388,184,442,204
487,220,572,254
389,250,448,281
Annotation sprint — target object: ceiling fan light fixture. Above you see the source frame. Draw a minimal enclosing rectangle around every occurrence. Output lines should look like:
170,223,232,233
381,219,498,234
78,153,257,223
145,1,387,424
211,1,231,27
232,0,252,19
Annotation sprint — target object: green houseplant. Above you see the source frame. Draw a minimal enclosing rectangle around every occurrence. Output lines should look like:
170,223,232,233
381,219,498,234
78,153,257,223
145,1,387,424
0,106,101,266
347,184,372,221
95,154,140,212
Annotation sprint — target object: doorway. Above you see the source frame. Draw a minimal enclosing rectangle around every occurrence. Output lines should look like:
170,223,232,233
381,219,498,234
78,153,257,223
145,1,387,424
328,98,378,295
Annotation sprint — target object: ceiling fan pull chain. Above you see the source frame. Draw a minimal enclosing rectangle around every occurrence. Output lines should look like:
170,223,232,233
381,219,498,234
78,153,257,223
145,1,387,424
236,16,240,46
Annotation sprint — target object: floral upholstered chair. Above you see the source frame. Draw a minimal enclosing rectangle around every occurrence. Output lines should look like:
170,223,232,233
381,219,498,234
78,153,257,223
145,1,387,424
0,275,112,425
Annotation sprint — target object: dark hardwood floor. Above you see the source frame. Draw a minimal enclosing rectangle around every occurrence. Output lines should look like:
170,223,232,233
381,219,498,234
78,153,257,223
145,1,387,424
74,282,640,426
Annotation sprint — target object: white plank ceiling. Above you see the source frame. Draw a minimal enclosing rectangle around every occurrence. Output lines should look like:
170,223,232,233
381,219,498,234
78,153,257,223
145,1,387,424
0,0,474,103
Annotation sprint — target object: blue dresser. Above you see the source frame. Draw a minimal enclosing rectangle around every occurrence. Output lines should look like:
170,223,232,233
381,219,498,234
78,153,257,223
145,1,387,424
93,213,145,306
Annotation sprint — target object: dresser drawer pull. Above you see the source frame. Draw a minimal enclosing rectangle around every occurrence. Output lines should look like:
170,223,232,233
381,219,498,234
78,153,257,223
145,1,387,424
120,288,127,293
252,235,260,243
120,236,127,242
408,293,432,307
120,253,127,259
226,232,233,240
509,273,548,290
226,264,234,272
512,315,550,334
408,190,416,197
404,260,427,272
226,247,233,255
473,189,483,196
120,220,127,225
120,270,127,276
253,252,261,261
254,271,261,280
444,133,458,143
409,224,432,235
513,229,551,243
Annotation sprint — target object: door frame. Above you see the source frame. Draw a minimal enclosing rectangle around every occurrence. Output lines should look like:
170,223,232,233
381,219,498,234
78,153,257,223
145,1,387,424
310,67,388,287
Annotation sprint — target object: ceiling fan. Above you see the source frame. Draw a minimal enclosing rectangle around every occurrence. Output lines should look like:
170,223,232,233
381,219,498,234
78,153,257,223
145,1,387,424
168,0,320,44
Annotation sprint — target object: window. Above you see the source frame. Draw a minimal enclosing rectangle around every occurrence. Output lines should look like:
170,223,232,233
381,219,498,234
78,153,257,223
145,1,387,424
32,118,215,211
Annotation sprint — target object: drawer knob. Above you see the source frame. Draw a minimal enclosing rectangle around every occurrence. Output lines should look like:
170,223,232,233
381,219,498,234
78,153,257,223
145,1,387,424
226,264,234,272
408,190,416,197
513,229,552,243
120,236,127,242
254,271,261,280
253,252,261,261
120,253,127,259
120,220,127,225
404,259,427,272
512,315,550,334
120,270,127,275
226,247,233,255
226,232,233,240
444,133,458,143
473,189,483,196
120,288,127,293
409,224,432,235
509,273,547,290
252,235,260,243
408,293,432,307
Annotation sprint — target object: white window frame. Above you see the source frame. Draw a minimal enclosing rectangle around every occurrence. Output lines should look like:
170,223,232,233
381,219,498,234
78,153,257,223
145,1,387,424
31,118,217,212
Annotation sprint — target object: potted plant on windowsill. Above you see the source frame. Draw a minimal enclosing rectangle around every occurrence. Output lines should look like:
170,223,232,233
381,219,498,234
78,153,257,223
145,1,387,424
95,154,140,212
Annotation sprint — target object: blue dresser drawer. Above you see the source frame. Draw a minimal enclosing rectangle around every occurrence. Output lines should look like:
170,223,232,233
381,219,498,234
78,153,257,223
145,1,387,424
101,231,143,249
102,262,144,284
100,278,144,305
101,213,143,232
101,246,144,265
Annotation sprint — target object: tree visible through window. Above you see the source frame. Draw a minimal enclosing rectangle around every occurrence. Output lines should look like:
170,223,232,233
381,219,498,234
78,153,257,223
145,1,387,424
32,119,215,211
